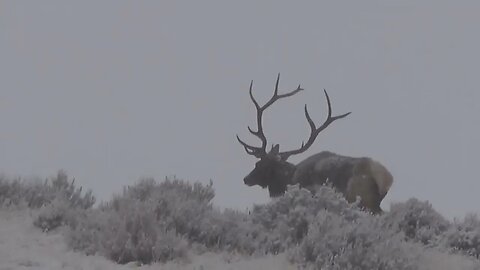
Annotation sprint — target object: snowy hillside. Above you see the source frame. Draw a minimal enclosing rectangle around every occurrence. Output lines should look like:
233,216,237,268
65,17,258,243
0,209,293,270
1,173,480,270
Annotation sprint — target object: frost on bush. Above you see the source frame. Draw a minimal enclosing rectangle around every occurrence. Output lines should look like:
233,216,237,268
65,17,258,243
190,207,264,254
68,201,189,264
66,177,215,264
0,171,95,210
117,178,215,243
0,176,21,207
247,185,363,254
67,177,301,263
0,171,95,231
282,190,426,269
0,176,50,208
48,171,96,210
46,175,475,267
290,211,420,270
31,171,96,231
382,198,450,246
33,197,80,232
443,214,480,258
191,184,363,256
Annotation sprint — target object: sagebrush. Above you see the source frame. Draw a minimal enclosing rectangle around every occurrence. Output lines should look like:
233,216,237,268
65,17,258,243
3,174,480,269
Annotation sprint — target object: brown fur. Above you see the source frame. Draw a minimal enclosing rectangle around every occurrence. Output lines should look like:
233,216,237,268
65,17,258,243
245,150,393,214
237,76,392,214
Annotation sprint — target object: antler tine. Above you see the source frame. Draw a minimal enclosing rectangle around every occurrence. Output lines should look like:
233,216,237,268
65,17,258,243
279,89,351,160
249,80,260,110
237,74,304,158
237,79,268,158
236,135,265,158
273,73,280,96
262,73,304,109
323,89,351,121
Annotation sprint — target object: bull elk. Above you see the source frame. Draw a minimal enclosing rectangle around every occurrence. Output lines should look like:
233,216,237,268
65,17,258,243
237,74,393,214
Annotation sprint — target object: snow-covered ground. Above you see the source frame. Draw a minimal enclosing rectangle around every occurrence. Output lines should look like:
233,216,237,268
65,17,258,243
3,208,480,270
0,209,294,270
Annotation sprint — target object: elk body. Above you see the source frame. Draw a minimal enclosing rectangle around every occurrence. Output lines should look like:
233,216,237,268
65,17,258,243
237,75,393,214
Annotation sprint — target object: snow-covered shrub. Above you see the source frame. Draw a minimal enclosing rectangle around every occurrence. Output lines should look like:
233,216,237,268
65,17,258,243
290,211,421,270
382,198,450,246
33,197,79,231
117,177,215,243
0,176,22,207
67,200,189,264
48,171,96,209
183,184,362,256
31,171,95,231
0,171,95,210
443,214,480,258
188,207,260,254
67,177,308,263
248,185,362,254
123,177,214,204
122,177,259,255
0,176,51,207
61,176,466,268
65,177,214,264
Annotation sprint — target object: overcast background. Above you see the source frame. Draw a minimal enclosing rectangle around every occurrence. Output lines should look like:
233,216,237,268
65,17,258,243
1,1,479,219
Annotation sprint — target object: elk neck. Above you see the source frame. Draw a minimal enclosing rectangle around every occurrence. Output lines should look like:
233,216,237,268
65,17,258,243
267,161,297,197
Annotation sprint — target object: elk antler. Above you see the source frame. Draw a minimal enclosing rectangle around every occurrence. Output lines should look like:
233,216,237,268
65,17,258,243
236,74,303,158
278,89,351,160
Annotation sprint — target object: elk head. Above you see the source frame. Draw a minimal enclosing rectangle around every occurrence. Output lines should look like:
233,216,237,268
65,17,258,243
237,74,351,197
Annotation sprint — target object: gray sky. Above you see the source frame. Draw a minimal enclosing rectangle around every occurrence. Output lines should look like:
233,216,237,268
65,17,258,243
1,1,479,219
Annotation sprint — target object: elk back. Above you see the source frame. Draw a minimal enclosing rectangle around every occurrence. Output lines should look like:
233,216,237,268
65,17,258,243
291,151,393,213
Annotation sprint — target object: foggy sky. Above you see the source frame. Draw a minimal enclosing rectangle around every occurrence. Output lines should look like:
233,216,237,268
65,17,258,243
1,1,479,219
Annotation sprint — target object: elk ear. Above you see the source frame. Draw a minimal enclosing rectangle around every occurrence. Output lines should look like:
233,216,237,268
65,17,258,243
268,144,281,161
269,144,280,155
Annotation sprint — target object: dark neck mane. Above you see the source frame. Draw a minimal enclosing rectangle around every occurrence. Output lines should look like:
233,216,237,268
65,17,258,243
267,162,297,197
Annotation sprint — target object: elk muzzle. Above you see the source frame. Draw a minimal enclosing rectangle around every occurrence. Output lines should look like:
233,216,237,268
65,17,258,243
243,175,256,186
